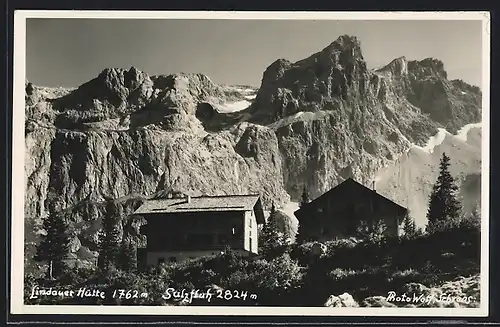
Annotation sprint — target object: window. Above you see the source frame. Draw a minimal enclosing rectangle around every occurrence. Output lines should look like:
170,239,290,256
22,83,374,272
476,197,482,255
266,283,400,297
249,237,253,250
231,219,243,236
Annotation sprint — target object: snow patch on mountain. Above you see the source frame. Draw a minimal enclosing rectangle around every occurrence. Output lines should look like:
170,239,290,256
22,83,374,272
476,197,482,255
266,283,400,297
413,128,449,154
371,123,481,228
455,122,482,142
267,111,330,130
217,100,252,113
402,122,481,155
215,86,257,113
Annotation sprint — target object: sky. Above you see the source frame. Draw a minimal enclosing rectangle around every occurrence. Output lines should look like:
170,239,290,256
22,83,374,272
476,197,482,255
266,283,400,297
26,18,483,89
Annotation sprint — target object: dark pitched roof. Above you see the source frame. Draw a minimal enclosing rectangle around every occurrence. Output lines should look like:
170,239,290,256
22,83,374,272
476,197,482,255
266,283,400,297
133,194,265,224
295,177,407,216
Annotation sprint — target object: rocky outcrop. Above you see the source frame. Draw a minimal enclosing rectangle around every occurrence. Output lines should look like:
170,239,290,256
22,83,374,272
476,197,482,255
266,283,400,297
24,35,482,263
399,275,480,308
360,274,480,308
324,292,359,307
27,68,231,132
362,296,398,308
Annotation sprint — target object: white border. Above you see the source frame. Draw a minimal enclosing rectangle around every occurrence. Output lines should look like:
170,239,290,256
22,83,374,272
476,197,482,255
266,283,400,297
11,10,491,317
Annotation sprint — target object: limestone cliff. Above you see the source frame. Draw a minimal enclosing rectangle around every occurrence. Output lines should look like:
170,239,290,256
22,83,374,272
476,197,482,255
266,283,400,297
250,35,480,199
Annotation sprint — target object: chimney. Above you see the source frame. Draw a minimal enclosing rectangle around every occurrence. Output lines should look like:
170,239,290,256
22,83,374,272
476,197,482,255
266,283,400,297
372,180,376,192
186,194,191,204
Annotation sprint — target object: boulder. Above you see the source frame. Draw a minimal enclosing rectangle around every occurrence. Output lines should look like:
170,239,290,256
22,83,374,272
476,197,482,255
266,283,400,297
324,292,359,307
311,242,328,256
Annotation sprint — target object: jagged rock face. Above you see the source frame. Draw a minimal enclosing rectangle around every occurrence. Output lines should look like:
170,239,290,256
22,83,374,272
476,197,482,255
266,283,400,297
253,36,480,133
24,35,482,262
253,36,373,122
249,35,480,198
274,108,410,199
157,123,289,206
26,123,289,220
380,58,482,134
27,68,228,132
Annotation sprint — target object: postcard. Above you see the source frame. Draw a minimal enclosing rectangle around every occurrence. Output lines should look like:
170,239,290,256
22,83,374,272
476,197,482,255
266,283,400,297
11,10,490,317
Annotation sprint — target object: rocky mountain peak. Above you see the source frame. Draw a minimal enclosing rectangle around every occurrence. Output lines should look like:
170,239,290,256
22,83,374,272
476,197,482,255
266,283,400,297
322,34,363,59
261,59,293,85
95,66,152,94
408,57,448,79
376,56,408,77
151,72,220,96
252,35,372,123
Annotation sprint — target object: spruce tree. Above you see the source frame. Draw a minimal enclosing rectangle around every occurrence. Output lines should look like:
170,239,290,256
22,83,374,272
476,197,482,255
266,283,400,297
295,224,306,245
35,213,71,280
299,185,310,208
462,202,481,230
296,185,311,245
401,211,422,239
259,203,284,258
119,235,138,272
426,153,463,233
98,199,122,272
470,203,481,226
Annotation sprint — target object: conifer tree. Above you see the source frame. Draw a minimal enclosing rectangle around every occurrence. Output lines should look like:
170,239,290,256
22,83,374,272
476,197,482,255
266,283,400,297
295,225,306,245
401,211,422,239
98,199,122,272
259,203,284,257
299,185,310,208
119,235,138,272
461,202,481,230
470,203,481,226
426,153,463,233
295,185,311,245
35,213,71,280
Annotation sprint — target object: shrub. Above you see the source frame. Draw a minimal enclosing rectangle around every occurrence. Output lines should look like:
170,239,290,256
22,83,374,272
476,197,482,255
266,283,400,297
244,254,304,305
324,238,359,259
328,268,358,282
289,242,324,266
